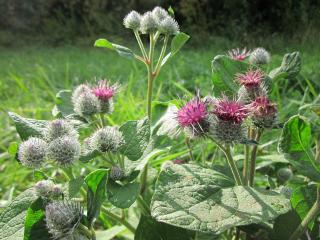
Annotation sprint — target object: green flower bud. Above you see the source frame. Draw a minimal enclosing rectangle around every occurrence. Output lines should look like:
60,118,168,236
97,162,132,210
140,12,158,34
44,119,78,142
18,137,47,168
249,48,271,65
277,168,293,183
90,126,124,153
47,136,81,166
72,84,91,105
74,92,101,117
210,120,246,144
35,180,62,198
158,16,179,35
123,10,141,30
110,165,125,181
45,201,83,239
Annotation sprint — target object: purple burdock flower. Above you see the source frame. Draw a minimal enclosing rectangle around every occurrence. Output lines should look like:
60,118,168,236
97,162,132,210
172,159,186,164
211,98,248,143
92,80,119,114
236,69,263,89
176,97,210,137
228,48,250,61
249,96,277,128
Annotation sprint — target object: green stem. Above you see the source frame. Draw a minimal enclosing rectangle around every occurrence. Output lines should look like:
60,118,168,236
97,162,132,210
243,127,252,185
154,34,169,76
134,30,148,59
225,144,243,185
137,195,151,215
315,137,320,162
185,137,194,162
290,185,320,240
78,223,94,239
249,128,263,187
99,113,105,127
101,206,136,234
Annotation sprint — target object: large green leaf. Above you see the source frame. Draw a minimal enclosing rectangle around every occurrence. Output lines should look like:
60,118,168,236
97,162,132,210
278,115,320,181
8,112,47,140
269,52,301,79
119,118,150,161
151,164,290,234
134,215,190,240
291,184,317,229
271,210,301,240
0,188,38,240
211,55,250,95
24,198,51,240
85,169,108,225
106,180,140,209
68,176,85,198
94,39,134,59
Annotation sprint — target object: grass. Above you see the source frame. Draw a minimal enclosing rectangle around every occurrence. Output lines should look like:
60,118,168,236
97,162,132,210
0,40,319,200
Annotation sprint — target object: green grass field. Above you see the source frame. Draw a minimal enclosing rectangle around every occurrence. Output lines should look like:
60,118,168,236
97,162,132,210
0,41,319,200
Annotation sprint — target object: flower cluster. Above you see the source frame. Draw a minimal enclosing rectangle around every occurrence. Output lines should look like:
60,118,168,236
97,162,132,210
35,180,62,198
72,80,119,117
123,6,179,35
18,119,80,168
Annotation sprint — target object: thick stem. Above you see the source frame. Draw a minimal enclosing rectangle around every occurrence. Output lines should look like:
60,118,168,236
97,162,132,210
249,128,263,187
290,185,320,240
225,144,243,185
78,223,95,239
101,206,136,234
185,137,194,162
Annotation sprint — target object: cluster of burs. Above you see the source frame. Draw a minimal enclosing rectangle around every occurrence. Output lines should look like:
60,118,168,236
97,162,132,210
123,6,179,35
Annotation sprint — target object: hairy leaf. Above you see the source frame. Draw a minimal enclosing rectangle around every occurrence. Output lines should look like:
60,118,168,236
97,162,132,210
94,39,134,59
151,164,290,234
52,90,73,117
68,176,84,198
8,112,47,140
278,115,320,181
0,188,38,240
119,118,150,161
85,169,108,225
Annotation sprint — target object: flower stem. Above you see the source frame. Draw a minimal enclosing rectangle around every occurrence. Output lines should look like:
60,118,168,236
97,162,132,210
154,34,169,76
249,128,263,187
101,206,136,234
225,144,243,185
78,223,95,239
243,127,252,185
290,185,320,240
134,30,148,59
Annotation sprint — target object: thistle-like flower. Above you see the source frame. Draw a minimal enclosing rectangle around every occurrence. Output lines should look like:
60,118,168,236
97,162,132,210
140,11,158,34
35,180,62,198
73,91,101,117
44,119,78,142
92,80,119,114
249,47,271,65
249,96,277,128
45,201,83,239
152,6,169,23
123,10,141,30
90,126,124,153
228,48,250,61
110,165,125,181
236,69,267,103
18,137,47,168
176,97,211,138
158,16,179,35
211,98,248,143
47,136,81,166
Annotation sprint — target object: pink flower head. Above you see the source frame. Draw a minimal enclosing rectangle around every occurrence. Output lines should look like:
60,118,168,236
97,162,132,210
250,96,277,118
228,48,251,61
92,80,118,101
236,69,263,89
172,159,186,164
213,98,248,124
177,98,207,127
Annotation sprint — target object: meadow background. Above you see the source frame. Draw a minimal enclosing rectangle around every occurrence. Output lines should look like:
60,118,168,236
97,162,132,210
0,0,319,202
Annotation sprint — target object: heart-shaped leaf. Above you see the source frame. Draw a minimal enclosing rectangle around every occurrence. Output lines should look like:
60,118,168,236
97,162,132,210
278,115,320,181
151,164,290,234
85,169,108,225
